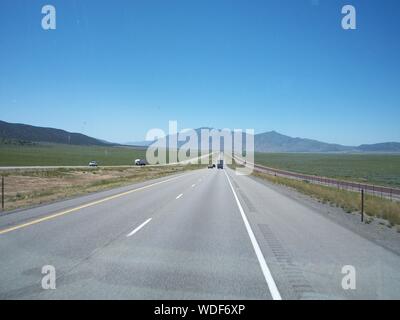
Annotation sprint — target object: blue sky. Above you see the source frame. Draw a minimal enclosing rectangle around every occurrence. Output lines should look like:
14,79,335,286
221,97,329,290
0,0,399,145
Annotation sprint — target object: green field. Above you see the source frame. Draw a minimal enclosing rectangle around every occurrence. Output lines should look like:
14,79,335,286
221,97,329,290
0,143,147,166
254,153,400,188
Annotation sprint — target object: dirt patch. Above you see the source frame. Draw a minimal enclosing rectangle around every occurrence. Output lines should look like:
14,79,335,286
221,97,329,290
1,165,203,212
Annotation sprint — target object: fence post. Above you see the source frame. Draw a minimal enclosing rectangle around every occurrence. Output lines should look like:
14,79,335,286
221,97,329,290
361,189,364,222
1,176,4,212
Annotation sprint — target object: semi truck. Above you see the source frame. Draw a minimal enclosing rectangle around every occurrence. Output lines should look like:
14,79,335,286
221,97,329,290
217,159,224,169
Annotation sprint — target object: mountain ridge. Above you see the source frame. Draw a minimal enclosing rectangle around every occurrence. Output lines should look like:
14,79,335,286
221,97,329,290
129,129,400,153
0,120,115,146
1,120,399,153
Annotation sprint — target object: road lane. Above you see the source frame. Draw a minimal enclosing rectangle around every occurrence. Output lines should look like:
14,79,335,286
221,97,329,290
28,168,272,299
0,174,190,235
0,169,208,298
0,170,198,231
224,170,281,300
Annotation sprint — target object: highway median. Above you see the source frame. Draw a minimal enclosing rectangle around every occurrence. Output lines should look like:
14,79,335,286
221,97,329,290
0,164,205,213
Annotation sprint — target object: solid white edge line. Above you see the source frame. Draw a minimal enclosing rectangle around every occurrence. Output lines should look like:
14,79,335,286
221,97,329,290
176,193,183,199
223,169,282,300
127,218,152,237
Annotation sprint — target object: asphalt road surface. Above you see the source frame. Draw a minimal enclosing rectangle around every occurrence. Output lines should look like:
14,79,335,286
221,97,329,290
1,167,400,299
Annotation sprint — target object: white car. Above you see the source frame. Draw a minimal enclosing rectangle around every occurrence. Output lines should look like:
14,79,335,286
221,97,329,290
134,159,146,166
88,160,98,167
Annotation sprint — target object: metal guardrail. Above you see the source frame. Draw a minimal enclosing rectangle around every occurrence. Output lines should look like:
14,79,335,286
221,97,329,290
233,156,400,201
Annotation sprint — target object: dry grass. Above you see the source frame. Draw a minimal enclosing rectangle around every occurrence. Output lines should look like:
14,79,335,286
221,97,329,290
0,165,203,212
252,171,400,226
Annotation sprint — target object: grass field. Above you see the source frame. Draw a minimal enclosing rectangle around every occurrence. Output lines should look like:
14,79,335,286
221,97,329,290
0,143,206,166
0,143,147,166
255,152,400,188
229,160,400,228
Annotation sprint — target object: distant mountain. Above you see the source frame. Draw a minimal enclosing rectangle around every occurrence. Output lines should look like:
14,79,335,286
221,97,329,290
2,120,399,152
357,142,400,153
127,127,214,148
131,129,354,152
254,131,400,153
130,128,400,153
254,131,353,153
125,140,153,147
0,120,115,146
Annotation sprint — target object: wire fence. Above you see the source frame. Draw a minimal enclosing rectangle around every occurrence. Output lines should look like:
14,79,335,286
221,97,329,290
233,156,400,201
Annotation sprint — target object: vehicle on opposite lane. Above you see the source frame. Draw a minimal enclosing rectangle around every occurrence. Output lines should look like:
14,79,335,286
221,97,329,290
135,159,146,166
88,160,98,167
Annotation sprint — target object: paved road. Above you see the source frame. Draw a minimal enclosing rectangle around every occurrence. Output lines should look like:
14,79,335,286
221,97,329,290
0,167,400,299
0,153,214,171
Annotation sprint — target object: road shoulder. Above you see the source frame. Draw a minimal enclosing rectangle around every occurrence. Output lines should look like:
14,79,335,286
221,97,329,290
248,172,400,257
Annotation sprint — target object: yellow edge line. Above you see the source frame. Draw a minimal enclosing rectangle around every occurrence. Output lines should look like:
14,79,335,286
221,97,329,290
0,174,188,235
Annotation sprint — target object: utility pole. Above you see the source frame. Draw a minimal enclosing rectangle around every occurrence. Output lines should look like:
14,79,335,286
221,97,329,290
1,176,4,212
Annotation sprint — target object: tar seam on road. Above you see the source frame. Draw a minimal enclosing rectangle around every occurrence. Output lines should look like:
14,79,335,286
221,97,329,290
0,173,192,235
223,169,282,300
127,218,152,237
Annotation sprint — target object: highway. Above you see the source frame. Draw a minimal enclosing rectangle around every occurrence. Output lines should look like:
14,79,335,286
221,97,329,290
0,166,400,299
0,152,214,171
